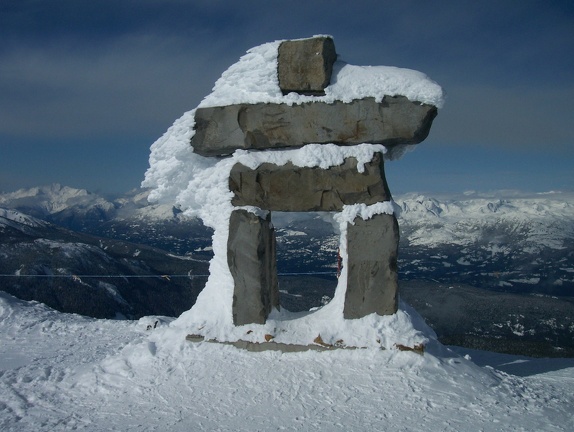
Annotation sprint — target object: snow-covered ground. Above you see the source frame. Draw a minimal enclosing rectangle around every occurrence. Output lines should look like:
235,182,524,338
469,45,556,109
1,291,573,432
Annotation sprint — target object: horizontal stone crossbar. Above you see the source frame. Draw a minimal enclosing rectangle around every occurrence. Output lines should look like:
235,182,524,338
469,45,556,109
191,96,437,157
229,153,391,212
227,152,399,324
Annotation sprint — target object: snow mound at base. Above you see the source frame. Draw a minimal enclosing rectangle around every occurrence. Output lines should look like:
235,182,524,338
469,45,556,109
173,299,435,352
2,291,574,432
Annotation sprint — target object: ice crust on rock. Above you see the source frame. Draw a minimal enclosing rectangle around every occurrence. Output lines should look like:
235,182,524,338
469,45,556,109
142,37,444,346
145,138,413,346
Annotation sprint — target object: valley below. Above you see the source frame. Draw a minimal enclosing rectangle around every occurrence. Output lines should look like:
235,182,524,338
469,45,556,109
1,185,573,357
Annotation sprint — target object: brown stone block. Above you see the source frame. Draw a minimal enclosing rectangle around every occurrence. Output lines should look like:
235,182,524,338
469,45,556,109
344,213,399,319
229,153,391,212
277,36,337,95
191,97,437,157
227,210,279,325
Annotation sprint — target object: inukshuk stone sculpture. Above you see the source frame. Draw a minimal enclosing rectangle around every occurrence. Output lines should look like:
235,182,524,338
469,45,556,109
191,36,439,326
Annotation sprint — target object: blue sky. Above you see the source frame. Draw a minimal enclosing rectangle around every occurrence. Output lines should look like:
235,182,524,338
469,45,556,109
1,0,572,195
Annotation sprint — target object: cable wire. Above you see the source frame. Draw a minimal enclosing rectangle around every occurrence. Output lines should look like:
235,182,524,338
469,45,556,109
0,271,338,279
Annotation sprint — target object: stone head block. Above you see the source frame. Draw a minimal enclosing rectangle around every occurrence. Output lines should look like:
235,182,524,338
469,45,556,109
229,153,391,212
277,36,337,95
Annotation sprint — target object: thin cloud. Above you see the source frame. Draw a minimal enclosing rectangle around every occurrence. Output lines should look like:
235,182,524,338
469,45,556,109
0,34,233,139
0,1,572,193
430,84,574,150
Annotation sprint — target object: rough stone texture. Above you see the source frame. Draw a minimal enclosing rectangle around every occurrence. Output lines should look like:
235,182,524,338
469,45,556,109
191,96,438,157
194,36,441,325
344,213,399,319
277,36,337,95
227,210,279,325
229,153,391,212
186,335,375,353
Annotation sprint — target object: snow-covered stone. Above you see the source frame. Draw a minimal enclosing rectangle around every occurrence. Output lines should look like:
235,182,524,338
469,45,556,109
345,213,399,318
229,153,391,212
191,96,437,157
144,36,443,332
228,209,279,325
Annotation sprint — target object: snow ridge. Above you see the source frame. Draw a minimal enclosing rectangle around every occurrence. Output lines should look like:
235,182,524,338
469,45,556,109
0,183,111,215
0,208,48,229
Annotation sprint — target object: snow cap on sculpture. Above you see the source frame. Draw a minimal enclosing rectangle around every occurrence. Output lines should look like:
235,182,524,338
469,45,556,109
192,36,441,159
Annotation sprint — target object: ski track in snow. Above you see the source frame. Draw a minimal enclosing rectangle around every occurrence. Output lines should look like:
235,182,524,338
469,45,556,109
1,292,573,431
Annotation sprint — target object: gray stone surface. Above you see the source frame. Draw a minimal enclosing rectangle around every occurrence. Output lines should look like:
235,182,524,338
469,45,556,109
229,153,391,212
227,210,279,325
277,36,337,95
191,96,438,157
192,36,442,324
185,336,376,353
344,213,399,319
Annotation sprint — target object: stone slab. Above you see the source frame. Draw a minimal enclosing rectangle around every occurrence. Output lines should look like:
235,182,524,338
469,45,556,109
227,210,279,325
344,213,399,319
277,36,337,95
185,335,373,353
229,153,391,212
191,96,438,157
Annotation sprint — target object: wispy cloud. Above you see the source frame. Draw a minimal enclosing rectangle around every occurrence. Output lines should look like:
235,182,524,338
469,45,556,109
0,1,572,193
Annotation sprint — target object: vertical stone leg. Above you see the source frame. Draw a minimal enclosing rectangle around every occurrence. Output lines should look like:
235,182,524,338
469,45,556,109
228,209,279,325
344,213,399,319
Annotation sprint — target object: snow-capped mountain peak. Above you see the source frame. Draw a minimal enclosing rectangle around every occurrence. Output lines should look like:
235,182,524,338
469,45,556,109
0,183,110,215
0,207,49,229
0,184,184,223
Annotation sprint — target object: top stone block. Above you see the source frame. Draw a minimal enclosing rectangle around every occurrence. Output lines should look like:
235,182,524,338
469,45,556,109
277,36,337,95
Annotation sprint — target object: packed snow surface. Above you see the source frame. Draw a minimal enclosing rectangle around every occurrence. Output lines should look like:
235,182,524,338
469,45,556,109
1,291,573,431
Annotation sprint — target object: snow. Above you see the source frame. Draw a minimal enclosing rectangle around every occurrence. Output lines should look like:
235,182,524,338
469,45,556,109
396,192,574,251
510,277,541,285
278,229,307,237
1,291,573,431
0,208,48,229
198,38,445,108
0,183,113,216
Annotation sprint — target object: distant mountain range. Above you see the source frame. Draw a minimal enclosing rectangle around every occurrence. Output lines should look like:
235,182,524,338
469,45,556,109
1,184,573,356
274,190,574,297
0,192,209,319
396,192,574,297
